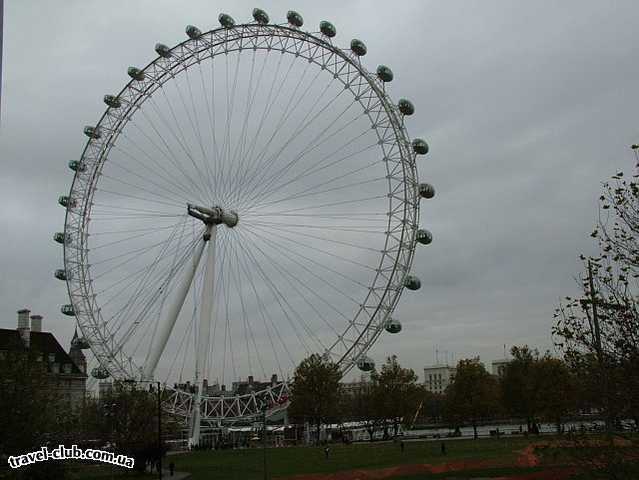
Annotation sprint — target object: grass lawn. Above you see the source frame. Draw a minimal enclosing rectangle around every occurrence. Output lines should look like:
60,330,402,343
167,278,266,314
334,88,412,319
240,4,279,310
68,436,539,479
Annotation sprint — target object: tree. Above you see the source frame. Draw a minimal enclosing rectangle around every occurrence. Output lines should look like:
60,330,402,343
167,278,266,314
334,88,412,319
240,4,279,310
501,346,544,432
288,354,341,443
81,383,177,473
345,381,385,441
0,340,70,479
535,355,576,432
372,356,422,438
554,162,639,428
501,346,575,433
444,358,499,439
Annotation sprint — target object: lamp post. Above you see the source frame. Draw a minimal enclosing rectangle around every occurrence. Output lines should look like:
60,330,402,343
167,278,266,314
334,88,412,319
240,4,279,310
124,379,163,479
261,401,268,480
103,402,116,480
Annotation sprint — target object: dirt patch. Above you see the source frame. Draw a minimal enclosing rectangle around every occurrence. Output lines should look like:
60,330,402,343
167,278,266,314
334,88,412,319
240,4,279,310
276,441,584,480
277,459,510,480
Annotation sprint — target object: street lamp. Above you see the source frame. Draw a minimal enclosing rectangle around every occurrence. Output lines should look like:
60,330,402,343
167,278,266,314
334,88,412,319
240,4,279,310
124,379,163,480
260,400,269,480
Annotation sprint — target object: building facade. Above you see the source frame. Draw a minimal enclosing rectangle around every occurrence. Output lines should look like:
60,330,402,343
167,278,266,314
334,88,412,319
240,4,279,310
491,358,509,378
423,364,456,394
0,309,87,409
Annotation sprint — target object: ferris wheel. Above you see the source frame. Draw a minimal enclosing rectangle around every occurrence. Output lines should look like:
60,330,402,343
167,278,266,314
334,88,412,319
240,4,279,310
54,9,434,444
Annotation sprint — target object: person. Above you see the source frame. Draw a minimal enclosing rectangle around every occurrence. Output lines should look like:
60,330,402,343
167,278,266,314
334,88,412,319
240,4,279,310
400,440,405,453
440,442,446,456
169,461,175,477
324,446,330,460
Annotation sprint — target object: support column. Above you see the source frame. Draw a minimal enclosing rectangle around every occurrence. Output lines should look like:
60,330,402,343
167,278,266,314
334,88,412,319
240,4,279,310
142,230,209,381
190,225,218,447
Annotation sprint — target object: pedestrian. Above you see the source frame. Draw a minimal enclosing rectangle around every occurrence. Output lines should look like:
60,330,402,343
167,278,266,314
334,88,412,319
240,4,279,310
169,461,175,477
440,442,446,456
400,440,405,453
324,446,330,460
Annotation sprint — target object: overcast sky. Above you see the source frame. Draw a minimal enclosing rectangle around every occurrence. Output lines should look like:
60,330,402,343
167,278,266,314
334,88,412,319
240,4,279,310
1,0,638,382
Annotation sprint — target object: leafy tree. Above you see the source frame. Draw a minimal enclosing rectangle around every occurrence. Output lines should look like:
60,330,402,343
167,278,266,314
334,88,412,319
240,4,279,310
345,380,385,441
501,346,576,433
288,354,341,443
81,382,176,473
443,358,499,439
372,356,422,438
535,355,576,432
501,346,542,432
0,341,70,479
554,162,639,428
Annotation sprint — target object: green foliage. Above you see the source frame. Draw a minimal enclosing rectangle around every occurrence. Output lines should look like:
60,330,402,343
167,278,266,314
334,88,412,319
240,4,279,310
340,356,422,440
372,356,422,435
0,343,72,479
500,346,575,432
444,358,499,438
554,164,639,427
288,354,342,442
81,383,177,472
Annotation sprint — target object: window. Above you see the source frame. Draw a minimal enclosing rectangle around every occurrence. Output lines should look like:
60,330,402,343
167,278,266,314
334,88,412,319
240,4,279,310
48,353,56,363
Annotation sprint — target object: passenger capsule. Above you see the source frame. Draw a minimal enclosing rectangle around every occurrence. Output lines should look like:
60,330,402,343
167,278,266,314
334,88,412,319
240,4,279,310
61,304,75,316
376,65,393,82
68,160,86,172
412,138,429,155
186,25,202,39
84,126,101,139
53,232,71,245
103,95,121,108
357,356,375,372
219,13,235,28
319,21,336,38
91,366,110,380
155,43,171,58
54,269,68,281
416,229,432,245
287,10,304,27
253,8,269,24
350,39,367,56
419,183,435,199
385,318,402,334
58,195,76,208
127,66,145,81
398,99,414,116
404,275,421,291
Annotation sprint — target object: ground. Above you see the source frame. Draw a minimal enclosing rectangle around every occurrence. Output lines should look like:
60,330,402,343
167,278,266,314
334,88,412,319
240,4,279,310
63,436,638,479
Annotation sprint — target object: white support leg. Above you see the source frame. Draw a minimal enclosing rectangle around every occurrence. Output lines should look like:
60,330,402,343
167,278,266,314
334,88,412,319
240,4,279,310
190,225,218,447
142,230,209,381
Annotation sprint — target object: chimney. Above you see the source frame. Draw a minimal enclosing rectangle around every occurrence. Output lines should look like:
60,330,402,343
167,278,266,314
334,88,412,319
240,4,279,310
17,309,31,347
271,374,278,385
248,375,254,384
30,315,42,332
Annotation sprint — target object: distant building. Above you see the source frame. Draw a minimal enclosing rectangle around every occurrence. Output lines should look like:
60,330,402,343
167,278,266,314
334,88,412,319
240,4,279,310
174,374,281,396
491,358,509,378
0,309,87,409
423,364,456,394
341,373,371,396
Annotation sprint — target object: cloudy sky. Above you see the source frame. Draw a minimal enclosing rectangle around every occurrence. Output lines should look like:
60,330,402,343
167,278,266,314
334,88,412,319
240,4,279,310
1,0,638,384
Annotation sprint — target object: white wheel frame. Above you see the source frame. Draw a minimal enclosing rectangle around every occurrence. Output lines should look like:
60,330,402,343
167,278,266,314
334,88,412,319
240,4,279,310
62,22,420,424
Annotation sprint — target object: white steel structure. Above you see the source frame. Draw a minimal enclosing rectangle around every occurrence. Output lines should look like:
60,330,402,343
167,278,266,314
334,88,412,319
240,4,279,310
55,10,434,445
